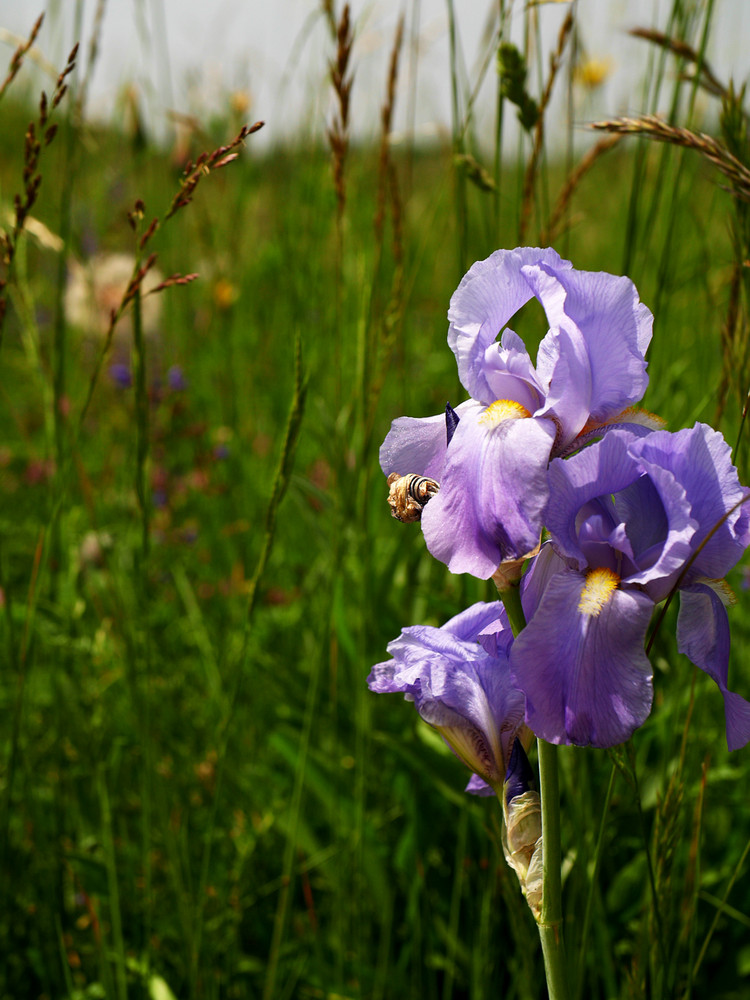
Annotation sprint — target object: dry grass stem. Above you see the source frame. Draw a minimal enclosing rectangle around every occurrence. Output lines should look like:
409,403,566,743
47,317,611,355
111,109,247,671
165,121,264,220
454,153,496,193
375,14,404,244
0,41,78,341
327,4,353,221
590,115,750,202
629,27,726,99
77,0,108,119
539,134,622,244
519,9,574,243
714,260,742,427
0,12,44,102
322,0,337,39
79,120,261,425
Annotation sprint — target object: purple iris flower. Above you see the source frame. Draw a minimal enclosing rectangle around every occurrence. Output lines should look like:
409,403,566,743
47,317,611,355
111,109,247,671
510,424,750,750
380,247,655,579
368,602,526,793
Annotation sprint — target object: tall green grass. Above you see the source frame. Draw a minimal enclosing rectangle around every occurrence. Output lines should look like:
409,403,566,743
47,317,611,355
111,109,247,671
1,2,750,998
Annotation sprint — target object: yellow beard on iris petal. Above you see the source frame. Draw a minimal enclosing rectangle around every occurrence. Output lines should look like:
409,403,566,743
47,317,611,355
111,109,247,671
479,399,532,429
578,567,620,617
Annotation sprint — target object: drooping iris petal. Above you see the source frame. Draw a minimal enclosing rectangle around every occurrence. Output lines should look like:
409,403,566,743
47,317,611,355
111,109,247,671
510,568,655,747
421,406,557,578
447,246,570,405
379,399,477,481
525,263,652,439
368,602,525,788
677,583,750,751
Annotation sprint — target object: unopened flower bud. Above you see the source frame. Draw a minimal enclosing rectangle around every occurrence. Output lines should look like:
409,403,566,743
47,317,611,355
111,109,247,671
502,739,543,920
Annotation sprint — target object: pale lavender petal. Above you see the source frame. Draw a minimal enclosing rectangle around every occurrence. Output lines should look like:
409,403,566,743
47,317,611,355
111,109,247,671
477,609,514,657
510,570,654,747
525,263,652,434
447,247,570,404
367,602,524,783
677,583,750,751
465,773,495,796
479,330,545,413
421,412,557,577
533,325,592,445
379,399,478,481
441,600,510,643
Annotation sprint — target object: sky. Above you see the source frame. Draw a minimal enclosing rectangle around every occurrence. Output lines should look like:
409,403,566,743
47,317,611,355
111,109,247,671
0,1,749,151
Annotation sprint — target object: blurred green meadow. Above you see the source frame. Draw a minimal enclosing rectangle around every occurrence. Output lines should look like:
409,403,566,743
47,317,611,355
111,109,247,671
2,3,750,998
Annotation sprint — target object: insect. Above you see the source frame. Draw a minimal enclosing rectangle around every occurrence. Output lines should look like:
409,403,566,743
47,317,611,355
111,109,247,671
386,473,440,523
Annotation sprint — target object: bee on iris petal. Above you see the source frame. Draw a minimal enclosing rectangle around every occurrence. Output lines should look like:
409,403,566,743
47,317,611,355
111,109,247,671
386,473,440,523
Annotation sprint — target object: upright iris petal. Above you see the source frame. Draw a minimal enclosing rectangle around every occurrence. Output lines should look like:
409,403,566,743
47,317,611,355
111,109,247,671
368,602,525,791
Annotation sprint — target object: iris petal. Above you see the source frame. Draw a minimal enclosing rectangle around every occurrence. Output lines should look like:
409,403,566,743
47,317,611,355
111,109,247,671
677,583,750,751
524,262,652,432
368,602,525,786
510,569,654,747
546,430,695,584
379,399,477,481
632,425,750,586
421,409,556,577
447,247,570,404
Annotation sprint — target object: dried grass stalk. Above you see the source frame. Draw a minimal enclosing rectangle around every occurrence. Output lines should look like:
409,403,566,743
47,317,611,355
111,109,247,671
519,9,574,243
714,259,742,427
0,12,44,102
165,122,263,220
374,14,404,244
590,114,750,203
629,27,726,99
539,134,621,245
327,4,354,221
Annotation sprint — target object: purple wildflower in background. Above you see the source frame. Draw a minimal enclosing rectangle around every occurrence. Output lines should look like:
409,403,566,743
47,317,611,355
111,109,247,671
380,247,655,578
109,363,132,389
511,424,750,750
167,365,188,391
368,602,526,794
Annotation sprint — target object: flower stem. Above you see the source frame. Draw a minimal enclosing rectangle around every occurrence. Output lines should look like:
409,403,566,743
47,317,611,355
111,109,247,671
537,737,570,1000
499,580,570,1000
499,580,526,637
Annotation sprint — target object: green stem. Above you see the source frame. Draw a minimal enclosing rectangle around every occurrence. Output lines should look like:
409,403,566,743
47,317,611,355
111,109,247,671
499,580,525,638
537,738,569,1000
500,582,570,1000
